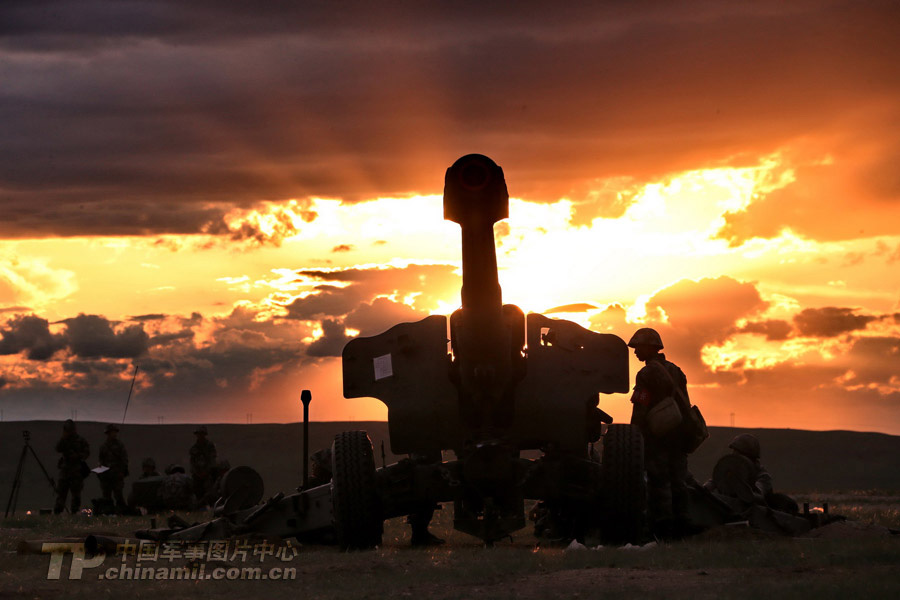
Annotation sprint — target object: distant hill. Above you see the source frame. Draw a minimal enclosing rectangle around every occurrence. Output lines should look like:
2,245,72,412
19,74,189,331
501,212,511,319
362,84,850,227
2,421,898,513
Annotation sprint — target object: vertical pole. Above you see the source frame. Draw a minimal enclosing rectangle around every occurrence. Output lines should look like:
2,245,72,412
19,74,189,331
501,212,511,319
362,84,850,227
300,389,312,488
122,364,139,424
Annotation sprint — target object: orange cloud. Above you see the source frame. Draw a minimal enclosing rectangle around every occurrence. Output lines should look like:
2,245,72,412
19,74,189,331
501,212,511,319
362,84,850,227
2,3,898,238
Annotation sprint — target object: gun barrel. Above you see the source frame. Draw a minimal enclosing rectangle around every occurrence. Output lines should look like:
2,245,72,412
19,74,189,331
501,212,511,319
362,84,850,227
444,155,514,432
443,154,508,313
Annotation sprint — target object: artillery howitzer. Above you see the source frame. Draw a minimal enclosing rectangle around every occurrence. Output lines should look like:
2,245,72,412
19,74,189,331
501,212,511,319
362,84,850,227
140,155,646,547
335,154,644,546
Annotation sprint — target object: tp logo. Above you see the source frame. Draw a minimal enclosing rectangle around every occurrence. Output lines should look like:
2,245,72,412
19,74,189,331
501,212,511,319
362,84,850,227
44,543,106,580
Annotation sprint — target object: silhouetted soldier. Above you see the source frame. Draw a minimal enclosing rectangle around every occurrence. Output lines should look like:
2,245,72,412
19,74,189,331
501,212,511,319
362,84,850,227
707,433,800,515
189,425,217,503
98,424,129,512
628,328,691,539
54,419,90,514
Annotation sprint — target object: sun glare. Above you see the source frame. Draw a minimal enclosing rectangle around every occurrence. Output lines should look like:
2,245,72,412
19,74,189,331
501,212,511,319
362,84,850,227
492,164,769,317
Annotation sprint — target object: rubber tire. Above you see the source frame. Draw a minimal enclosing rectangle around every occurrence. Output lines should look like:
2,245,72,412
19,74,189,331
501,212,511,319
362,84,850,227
331,430,383,550
600,424,647,543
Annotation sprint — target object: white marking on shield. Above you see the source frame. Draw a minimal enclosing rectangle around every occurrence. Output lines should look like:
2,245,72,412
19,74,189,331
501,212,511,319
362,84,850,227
373,354,393,380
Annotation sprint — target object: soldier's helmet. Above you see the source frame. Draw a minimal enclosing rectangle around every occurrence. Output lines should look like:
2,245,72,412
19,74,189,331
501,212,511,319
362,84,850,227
63,419,76,432
165,463,186,475
193,425,208,435
729,434,761,460
627,327,664,349
105,424,119,434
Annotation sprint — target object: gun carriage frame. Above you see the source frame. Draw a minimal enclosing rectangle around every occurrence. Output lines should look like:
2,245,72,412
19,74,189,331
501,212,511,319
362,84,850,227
337,154,644,546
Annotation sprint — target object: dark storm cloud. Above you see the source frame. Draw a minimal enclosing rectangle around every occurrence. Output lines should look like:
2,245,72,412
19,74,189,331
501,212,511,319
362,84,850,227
793,307,877,338
737,319,793,341
0,1,804,48
1,1,897,237
0,306,310,405
61,314,150,358
842,336,900,387
284,285,361,320
344,297,425,337
285,264,460,320
306,319,352,358
41,306,305,402
62,358,125,386
0,313,149,360
130,313,167,322
0,314,65,360
303,294,430,358
0,306,31,314
148,330,195,347
166,341,300,388
285,264,456,355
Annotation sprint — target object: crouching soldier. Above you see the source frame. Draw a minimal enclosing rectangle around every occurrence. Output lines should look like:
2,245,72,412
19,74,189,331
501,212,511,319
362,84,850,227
160,464,195,511
139,457,159,479
701,433,810,535
304,448,333,489
706,434,800,515
128,457,163,511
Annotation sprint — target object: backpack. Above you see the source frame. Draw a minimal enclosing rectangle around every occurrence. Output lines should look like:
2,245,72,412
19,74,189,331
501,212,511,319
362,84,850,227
653,360,709,454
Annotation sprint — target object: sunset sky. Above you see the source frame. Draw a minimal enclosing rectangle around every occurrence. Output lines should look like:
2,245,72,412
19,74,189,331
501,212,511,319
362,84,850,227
1,1,898,434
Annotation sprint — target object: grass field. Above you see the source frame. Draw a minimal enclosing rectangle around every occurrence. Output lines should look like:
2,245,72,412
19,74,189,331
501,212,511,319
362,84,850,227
3,422,898,598
1,493,898,599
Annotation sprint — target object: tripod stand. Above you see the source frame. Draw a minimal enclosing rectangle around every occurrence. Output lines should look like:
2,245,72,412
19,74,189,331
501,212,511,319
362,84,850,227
5,430,57,517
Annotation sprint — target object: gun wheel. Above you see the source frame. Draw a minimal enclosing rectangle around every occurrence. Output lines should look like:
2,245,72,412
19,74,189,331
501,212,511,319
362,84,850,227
600,424,646,543
331,430,383,550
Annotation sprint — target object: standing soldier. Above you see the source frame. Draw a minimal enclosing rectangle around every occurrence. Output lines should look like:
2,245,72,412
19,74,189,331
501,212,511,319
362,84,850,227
628,328,691,539
98,424,129,512
189,425,217,503
54,419,90,514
